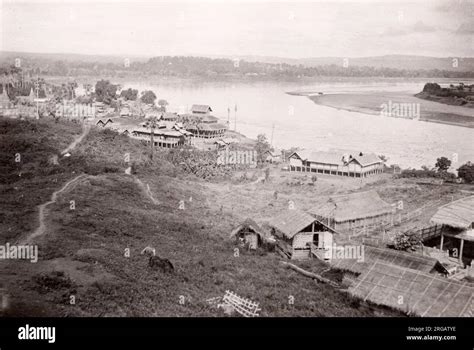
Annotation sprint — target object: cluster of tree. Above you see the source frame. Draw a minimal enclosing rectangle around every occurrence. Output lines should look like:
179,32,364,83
120,88,138,101
3,55,474,80
94,80,118,104
94,80,158,106
51,82,77,102
140,90,156,105
399,156,474,183
125,57,474,79
457,162,474,183
422,82,473,98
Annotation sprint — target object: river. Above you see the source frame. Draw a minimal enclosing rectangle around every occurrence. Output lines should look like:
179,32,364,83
123,79,474,169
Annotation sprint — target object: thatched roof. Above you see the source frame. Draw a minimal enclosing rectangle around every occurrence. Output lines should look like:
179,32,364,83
310,190,394,223
329,245,440,274
230,218,264,239
431,196,474,229
270,210,317,239
349,262,473,317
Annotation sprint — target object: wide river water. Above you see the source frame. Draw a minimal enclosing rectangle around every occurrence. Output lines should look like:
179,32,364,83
124,79,474,169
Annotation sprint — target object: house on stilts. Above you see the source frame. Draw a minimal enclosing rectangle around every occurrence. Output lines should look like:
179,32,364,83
288,150,384,177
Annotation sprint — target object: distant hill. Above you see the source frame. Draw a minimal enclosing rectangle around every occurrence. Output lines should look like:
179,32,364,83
2,51,473,71
1,51,473,78
0,51,149,65
230,55,474,72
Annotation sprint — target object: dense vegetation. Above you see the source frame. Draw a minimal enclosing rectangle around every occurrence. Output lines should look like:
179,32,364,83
2,55,474,80
417,82,474,107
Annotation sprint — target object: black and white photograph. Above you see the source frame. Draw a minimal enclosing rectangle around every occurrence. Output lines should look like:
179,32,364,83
0,0,473,344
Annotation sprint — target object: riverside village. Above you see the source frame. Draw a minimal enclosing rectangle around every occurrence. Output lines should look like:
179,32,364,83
1,66,473,319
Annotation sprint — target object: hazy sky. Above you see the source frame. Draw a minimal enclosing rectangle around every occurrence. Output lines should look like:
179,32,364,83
1,0,473,58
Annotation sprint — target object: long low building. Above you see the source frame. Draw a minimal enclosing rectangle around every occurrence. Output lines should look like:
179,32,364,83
288,150,384,177
185,122,227,139
131,126,190,148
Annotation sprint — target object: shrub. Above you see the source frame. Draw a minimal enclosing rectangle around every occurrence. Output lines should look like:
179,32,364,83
392,231,422,251
458,162,474,183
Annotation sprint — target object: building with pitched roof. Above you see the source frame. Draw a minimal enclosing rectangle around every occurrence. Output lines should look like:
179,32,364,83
288,149,384,177
230,218,267,250
431,195,474,266
131,125,189,148
269,210,336,260
264,149,282,163
191,104,212,115
310,190,395,232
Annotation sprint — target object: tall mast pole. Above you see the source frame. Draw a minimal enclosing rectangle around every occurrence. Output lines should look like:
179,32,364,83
270,123,275,147
234,104,237,132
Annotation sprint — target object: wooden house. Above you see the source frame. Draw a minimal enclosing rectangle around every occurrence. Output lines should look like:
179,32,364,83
270,210,335,260
431,195,474,266
310,190,394,233
264,149,282,163
191,104,212,115
288,150,384,177
185,122,227,139
131,126,188,148
230,218,265,250
178,111,227,139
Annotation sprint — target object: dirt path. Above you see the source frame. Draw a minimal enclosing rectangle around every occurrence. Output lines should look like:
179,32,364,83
18,124,92,245
60,124,90,155
19,174,89,244
134,176,159,205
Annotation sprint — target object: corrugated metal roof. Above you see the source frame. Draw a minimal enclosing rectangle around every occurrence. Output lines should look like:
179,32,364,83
431,196,474,229
187,123,227,131
351,153,383,167
290,150,382,167
270,210,317,239
132,127,183,137
310,190,394,222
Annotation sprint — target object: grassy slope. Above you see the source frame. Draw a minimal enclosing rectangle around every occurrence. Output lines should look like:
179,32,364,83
0,117,403,317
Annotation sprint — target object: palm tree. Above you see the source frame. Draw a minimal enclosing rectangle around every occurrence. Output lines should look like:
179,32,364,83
144,114,160,160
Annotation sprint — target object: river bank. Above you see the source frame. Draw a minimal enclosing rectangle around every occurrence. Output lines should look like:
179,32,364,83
300,91,474,129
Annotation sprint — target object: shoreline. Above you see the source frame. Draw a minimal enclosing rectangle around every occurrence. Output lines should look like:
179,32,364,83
301,92,474,129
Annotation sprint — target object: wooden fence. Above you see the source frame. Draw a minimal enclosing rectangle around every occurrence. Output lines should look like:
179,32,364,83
412,224,443,242
222,290,261,317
